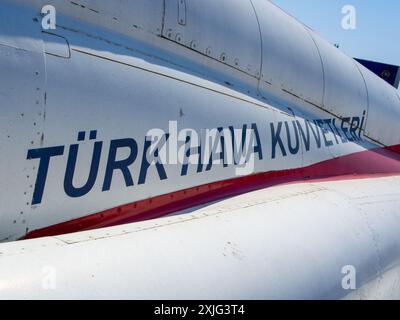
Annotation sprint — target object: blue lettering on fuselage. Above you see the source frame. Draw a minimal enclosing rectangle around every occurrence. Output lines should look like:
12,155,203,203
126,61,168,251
26,113,365,205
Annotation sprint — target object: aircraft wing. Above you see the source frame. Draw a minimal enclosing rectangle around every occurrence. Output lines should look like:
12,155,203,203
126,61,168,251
0,176,399,299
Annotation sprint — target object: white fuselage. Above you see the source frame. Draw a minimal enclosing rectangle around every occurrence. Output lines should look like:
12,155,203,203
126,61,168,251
0,0,400,300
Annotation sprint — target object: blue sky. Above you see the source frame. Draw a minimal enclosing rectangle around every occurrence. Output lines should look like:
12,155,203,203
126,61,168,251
274,0,400,67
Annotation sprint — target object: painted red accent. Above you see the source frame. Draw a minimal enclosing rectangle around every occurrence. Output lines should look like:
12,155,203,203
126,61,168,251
22,145,400,240
388,144,400,154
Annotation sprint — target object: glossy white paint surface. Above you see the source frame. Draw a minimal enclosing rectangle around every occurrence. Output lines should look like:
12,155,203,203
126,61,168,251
163,0,262,77
0,0,399,300
1,0,392,241
0,176,400,299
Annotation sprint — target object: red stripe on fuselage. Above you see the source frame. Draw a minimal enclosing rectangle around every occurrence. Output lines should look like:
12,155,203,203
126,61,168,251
21,144,400,240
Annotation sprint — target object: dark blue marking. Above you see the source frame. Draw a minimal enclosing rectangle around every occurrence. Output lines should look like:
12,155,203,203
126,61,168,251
64,141,103,198
27,146,65,205
102,138,138,192
78,131,85,141
90,130,97,140
138,134,169,185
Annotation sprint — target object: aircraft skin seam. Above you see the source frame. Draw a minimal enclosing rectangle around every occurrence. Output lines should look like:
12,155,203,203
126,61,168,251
69,46,380,147
51,18,389,145
353,59,372,138
248,0,264,86
70,47,273,111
